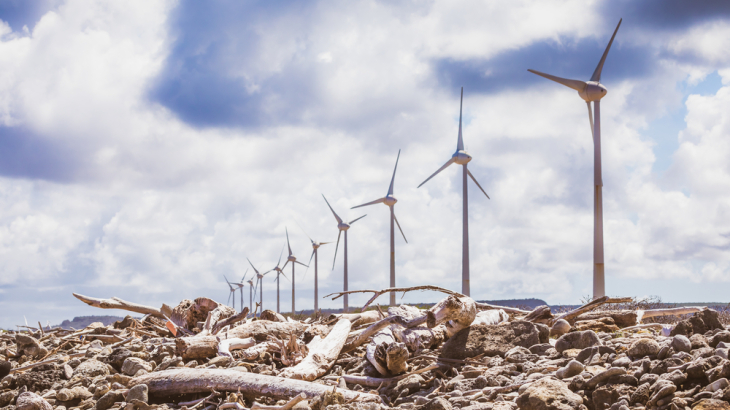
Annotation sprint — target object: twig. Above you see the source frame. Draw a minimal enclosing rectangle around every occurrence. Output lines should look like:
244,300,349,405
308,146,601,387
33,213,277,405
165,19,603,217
10,352,86,374
72,293,165,318
341,363,440,387
324,286,463,312
213,307,249,335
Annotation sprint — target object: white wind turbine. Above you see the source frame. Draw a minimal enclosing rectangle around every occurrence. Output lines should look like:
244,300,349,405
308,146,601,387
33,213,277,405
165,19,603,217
223,275,237,310
322,194,366,313
246,278,255,313
417,87,490,297
232,269,249,313
351,149,408,306
298,224,331,313
247,258,267,315
282,228,308,314
528,19,621,299
264,246,288,314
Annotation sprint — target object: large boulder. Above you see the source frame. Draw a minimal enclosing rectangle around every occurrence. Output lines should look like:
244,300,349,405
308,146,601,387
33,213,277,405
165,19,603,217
575,310,638,328
441,322,540,360
515,377,583,410
627,338,660,358
670,309,724,337
74,358,110,377
554,331,600,353
15,392,52,410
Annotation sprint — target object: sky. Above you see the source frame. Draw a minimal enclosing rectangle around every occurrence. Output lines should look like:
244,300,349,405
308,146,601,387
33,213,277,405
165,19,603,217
2,0,730,329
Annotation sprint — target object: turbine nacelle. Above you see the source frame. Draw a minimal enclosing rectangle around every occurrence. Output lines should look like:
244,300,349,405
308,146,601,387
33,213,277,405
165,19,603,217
453,150,472,165
287,255,296,262
337,222,351,231
383,195,397,207
579,81,608,102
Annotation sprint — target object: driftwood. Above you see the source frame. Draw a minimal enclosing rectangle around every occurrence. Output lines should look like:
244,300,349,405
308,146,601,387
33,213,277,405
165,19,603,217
575,309,638,327
251,393,306,410
212,307,249,335
472,309,509,326
171,298,235,332
341,363,440,387
342,315,407,354
176,336,219,360
72,293,165,318
426,295,476,337
130,368,380,402
225,321,305,341
523,305,554,324
393,325,447,352
638,307,705,322
218,337,256,358
325,285,462,312
260,310,287,322
366,328,404,376
279,319,351,380
475,302,530,315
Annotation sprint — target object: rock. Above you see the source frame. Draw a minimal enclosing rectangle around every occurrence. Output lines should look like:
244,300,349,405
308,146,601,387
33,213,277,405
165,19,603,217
420,397,452,410
706,378,729,393
61,364,73,380
630,383,651,405
576,346,615,363
74,359,110,378
585,368,626,389
535,324,549,344
698,309,724,332
572,318,619,333
707,361,730,383
56,387,92,402
441,322,539,359
671,335,691,353
121,357,153,376
529,344,554,356
657,369,687,386
693,399,730,410
710,331,730,348
670,320,692,337
554,331,600,354
208,356,232,367
0,361,11,379
556,360,584,379
691,333,710,349
96,391,124,410
611,356,631,368
550,320,570,338
15,392,52,410
126,384,148,404
627,338,660,358
515,377,583,410
670,309,724,337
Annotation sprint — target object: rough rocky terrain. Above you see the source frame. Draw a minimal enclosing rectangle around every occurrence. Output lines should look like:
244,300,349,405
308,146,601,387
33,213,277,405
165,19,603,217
1,289,729,410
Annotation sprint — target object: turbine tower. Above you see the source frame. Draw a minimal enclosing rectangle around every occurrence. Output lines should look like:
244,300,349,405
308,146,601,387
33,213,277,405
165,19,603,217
265,246,288,314
417,87,491,297
528,19,621,299
246,278,255,312
223,275,237,310
282,228,308,314
351,149,408,306
322,194,366,313
247,258,266,315
298,224,330,313
232,269,249,313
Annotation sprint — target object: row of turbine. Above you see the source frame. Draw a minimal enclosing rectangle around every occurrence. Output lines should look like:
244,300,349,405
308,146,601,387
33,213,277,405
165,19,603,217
224,18,623,313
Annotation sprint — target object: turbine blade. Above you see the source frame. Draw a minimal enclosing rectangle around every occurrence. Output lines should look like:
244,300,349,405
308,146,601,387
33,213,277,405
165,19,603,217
240,268,249,282
278,244,285,266
457,87,464,151
332,230,342,270
280,272,290,282
302,250,315,279
591,18,622,82
295,261,308,267
351,197,385,209
224,275,231,285
320,242,332,245
322,194,343,224
282,260,289,271
393,212,408,244
247,258,259,274
418,157,456,188
227,292,232,305
527,69,587,92
467,168,490,199
349,214,367,224
586,101,595,142
285,227,292,256
387,149,401,196
296,221,312,242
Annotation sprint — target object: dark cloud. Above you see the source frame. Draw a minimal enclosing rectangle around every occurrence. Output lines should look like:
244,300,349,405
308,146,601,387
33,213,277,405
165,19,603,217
0,0,60,32
433,36,655,96
602,0,730,31
149,0,319,129
0,126,81,182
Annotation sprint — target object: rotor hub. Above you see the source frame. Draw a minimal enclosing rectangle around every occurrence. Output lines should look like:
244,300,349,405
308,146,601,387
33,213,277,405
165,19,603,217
384,195,397,206
287,255,296,262
338,223,351,231
579,81,607,102
453,150,472,165
313,242,321,250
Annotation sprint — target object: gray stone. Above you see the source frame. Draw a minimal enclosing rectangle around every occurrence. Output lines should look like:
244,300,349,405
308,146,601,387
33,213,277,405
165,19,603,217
208,356,232,367
74,359,110,377
585,367,626,389
610,356,631,368
96,391,124,410
671,335,691,353
121,357,153,376
515,377,583,410
550,320,571,338
556,360,584,379
420,397,452,410
126,384,148,404
535,324,549,344
554,331,600,353
710,331,730,348
627,338,660,358
15,392,52,410
529,344,553,356
441,322,539,359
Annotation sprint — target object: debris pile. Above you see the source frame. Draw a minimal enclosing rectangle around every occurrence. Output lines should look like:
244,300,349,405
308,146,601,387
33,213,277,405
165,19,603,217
1,288,730,410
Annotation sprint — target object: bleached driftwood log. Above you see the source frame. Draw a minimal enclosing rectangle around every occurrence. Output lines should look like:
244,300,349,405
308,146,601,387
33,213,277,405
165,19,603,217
325,285,462,312
341,364,440,387
472,309,509,326
365,327,409,376
73,293,165,318
130,368,380,402
637,307,705,323
176,336,219,360
251,392,306,410
475,302,530,315
171,297,235,331
260,310,287,322
426,295,476,337
239,341,282,360
342,315,406,354
218,337,256,358
225,321,304,341
393,325,447,352
523,305,554,324
278,319,351,381
212,307,249,335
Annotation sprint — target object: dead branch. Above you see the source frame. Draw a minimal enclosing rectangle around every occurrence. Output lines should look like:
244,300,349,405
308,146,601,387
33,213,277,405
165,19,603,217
342,315,407,354
251,393,306,410
324,286,463,312
426,295,476,337
474,302,531,315
72,293,165,318
638,306,705,322
130,368,380,402
552,296,610,325
340,363,440,387
218,337,256,358
279,319,351,381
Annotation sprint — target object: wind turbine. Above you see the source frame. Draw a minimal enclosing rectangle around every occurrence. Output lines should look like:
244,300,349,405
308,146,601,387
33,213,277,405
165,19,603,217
527,19,621,299
223,275,237,310
322,194,366,313
351,149,408,306
266,246,288,314
232,269,249,313
246,278,255,313
247,258,266,315
281,228,308,314
298,223,331,313
417,87,491,297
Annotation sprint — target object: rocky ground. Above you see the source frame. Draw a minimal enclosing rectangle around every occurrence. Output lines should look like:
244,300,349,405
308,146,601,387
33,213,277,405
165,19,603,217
2,292,730,410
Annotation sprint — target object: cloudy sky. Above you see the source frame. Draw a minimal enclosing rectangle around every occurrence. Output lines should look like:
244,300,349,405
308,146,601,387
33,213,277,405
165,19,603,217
2,0,730,329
